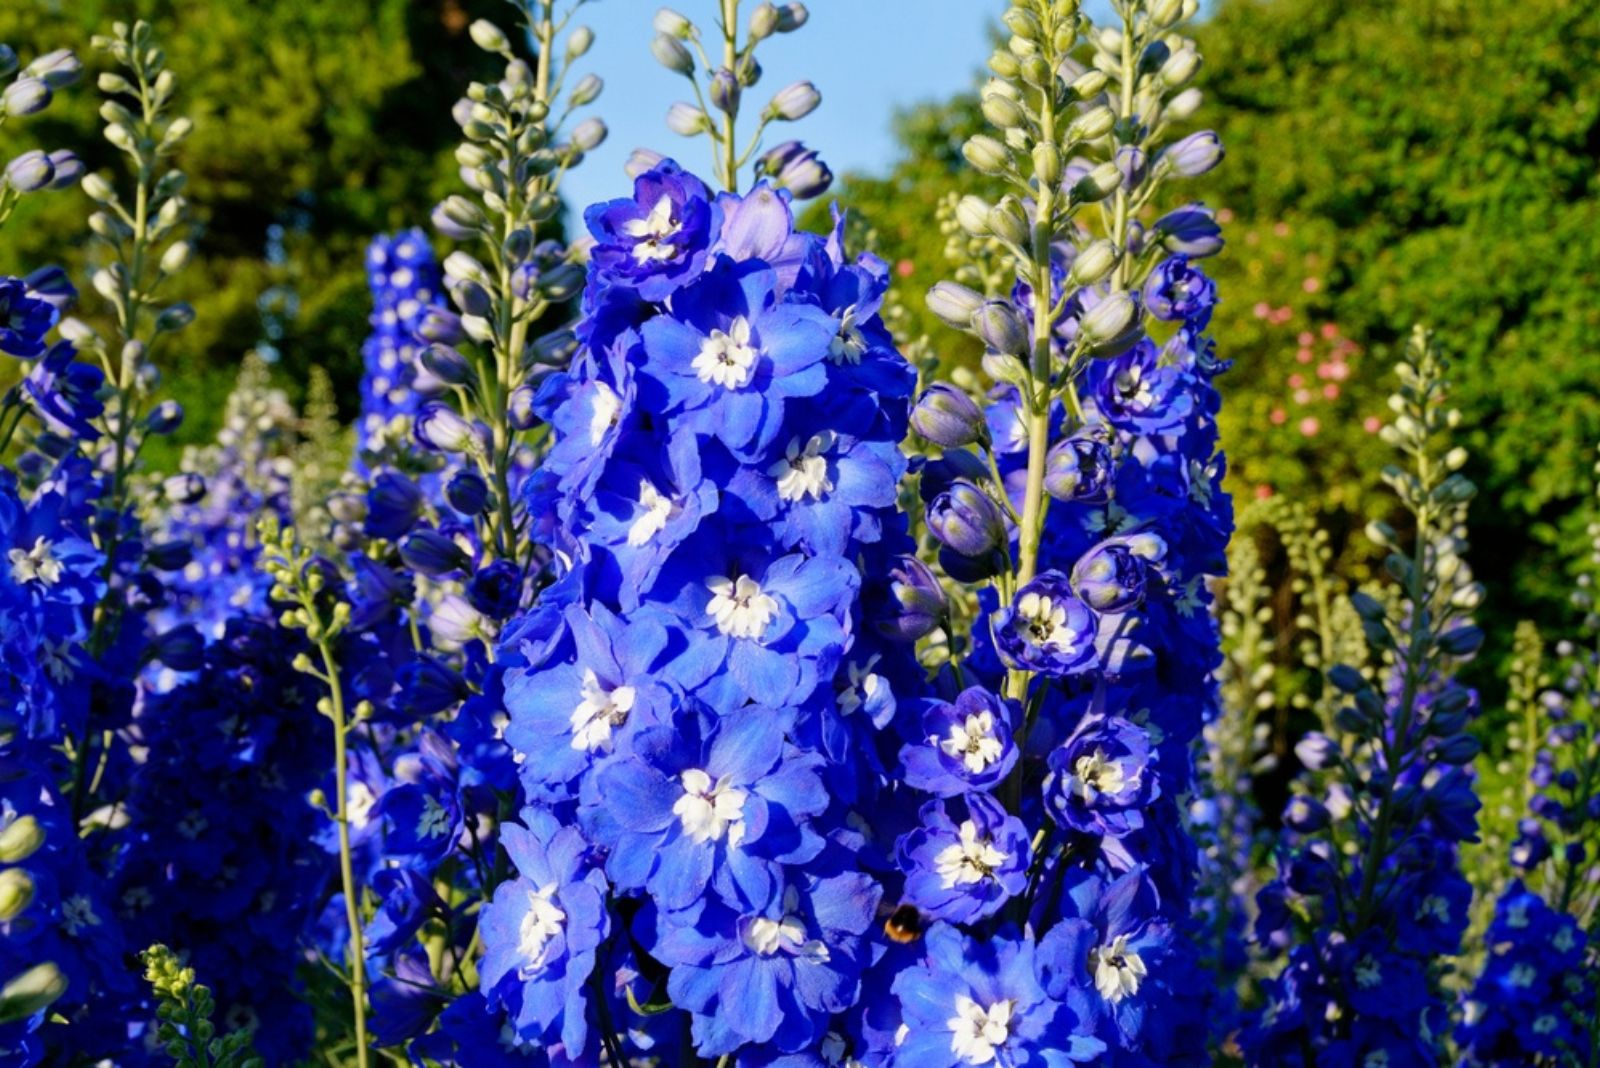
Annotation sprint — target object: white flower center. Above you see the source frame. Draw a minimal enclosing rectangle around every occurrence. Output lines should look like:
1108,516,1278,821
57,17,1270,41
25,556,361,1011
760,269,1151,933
569,668,637,752
621,196,679,263
516,883,567,975
1015,591,1079,650
9,537,63,586
740,890,830,962
672,768,747,846
1509,962,1537,989
627,479,676,546
589,381,622,446
939,712,1004,775
1112,364,1156,409
830,305,868,364
348,782,377,830
691,317,759,389
934,820,1009,888
417,794,452,840
706,574,779,641
836,656,882,717
1067,747,1132,804
61,894,101,937
1352,954,1382,990
769,431,835,502
1090,934,1147,1003
948,995,1015,1065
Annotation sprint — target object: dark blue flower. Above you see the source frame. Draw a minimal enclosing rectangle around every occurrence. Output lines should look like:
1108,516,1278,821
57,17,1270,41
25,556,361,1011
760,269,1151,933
900,686,1019,797
0,275,59,358
992,571,1096,676
899,792,1030,923
585,161,722,302
1044,716,1159,838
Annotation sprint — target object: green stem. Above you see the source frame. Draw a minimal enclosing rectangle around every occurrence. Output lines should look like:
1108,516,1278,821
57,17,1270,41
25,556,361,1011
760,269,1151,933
319,640,370,1068
718,0,740,192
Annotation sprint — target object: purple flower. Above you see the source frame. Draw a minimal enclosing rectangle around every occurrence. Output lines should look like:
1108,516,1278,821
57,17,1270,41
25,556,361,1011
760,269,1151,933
1044,716,1158,837
1070,532,1166,614
901,686,1020,797
585,160,723,302
1142,256,1217,327
992,570,1096,675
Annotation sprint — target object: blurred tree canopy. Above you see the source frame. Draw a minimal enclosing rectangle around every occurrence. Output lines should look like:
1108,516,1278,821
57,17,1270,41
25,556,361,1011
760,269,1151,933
0,0,507,446
820,0,1600,655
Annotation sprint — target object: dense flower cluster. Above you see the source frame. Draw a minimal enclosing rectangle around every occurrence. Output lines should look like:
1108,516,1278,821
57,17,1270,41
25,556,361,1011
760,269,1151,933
357,230,445,458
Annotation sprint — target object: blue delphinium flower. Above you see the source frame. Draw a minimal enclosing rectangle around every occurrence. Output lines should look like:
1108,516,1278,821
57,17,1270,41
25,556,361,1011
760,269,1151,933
900,686,1020,797
585,160,723,302
889,923,1105,1066
479,807,611,1055
899,792,1030,924
357,229,445,457
1043,715,1159,838
0,274,60,357
991,570,1096,675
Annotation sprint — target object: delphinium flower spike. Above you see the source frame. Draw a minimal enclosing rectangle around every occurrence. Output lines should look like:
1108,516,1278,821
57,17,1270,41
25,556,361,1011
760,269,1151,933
642,1,831,197
909,0,1229,1059
1244,327,1484,1064
258,516,375,1067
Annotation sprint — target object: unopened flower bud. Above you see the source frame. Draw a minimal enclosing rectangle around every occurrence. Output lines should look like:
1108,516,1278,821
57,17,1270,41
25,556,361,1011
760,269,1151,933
0,869,35,921
928,480,1006,558
414,403,480,453
570,116,607,152
955,195,991,237
509,383,541,430
1045,436,1112,502
468,19,511,54
666,101,710,135
159,240,191,275
653,8,694,37
0,963,66,1022
1002,7,1043,40
1068,239,1118,287
4,150,53,193
710,69,742,115
982,350,1030,390
1068,105,1116,143
973,300,1029,356
1167,87,1202,120
446,470,491,517
774,3,808,32
145,400,184,435
911,384,987,449
163,473,206,504
750,2,781,40
45,150,83,190
926,281,985,329
1067,163,1119,209
985,199,1030,246
981,90,1027,129
1164,130,1223,177
400,528,471,577
768,81,820,121
154,302,195,333
0,816,44,863
963,135,1011,175
650,33,694,75
2,77,50,116
0,45,16,80
1080,291,1138,345
570,74,603,108
566,25,594,58
1161,47,1201,87
625,147,667,180
1031,142,1062,185
26,49,81,89
1070,69,1109,99
879,555,947,642
420,343,474,386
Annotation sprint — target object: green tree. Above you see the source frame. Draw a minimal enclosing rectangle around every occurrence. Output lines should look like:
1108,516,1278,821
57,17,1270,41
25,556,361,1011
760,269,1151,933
0,0,509,449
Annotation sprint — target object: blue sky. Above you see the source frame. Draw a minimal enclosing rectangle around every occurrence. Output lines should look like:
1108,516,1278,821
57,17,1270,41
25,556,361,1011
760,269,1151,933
559,1,1122,212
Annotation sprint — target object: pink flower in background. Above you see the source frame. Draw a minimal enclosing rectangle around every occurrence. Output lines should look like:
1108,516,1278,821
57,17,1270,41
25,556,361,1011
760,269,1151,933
1270,407,1287,425
1302,276,1320,293
1364,416,1382,433
1299,416,1320,437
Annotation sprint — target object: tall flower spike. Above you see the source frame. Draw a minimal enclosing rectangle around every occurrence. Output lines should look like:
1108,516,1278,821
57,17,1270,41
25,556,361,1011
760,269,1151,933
1244,328,1483,1064
643,1,831,197
907,0,1230,1060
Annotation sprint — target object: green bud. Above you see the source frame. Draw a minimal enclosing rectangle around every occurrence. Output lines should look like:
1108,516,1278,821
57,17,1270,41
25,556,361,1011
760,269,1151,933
750,3,781,40
566,26,594,58
97,72,134,95
0,963,68,1024
1067,239,1118,286
651,33,694,75
0,869,35,921
1002,7,1042,40
0,816,44,863
1031,142,1062,185
1161,47,1201,87
954,195,992,237
159,240,191,275
962,135,1011,175
986,198,1030,246
980,89,1027,129
154,303,195,333
1166,87,1202,120
468,19,511,55
1080,291,1136,344
1068,105,1115,142
527,192,560,222
81,173,116,203
988,50,1022,79
1021,54,1052,87
1150,0,1184,26
1070,69,1109,99
1069,160,1122,204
